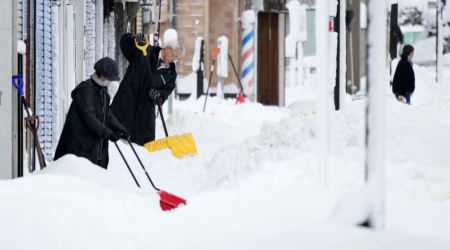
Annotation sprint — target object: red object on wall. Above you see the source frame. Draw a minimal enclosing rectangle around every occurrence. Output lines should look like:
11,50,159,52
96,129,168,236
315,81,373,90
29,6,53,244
329,21,333,31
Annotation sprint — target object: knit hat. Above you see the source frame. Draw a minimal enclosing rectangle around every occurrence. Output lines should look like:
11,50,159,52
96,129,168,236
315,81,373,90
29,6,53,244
94,57,120,81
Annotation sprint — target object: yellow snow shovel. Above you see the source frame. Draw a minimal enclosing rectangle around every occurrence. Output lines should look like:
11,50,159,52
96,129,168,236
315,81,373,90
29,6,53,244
135,35,198,159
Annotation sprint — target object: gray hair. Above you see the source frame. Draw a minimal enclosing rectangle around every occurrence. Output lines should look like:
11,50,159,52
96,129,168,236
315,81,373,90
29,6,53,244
163,39,185,56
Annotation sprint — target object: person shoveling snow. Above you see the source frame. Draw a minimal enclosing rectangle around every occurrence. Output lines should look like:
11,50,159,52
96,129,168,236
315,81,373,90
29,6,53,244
54,57,129,169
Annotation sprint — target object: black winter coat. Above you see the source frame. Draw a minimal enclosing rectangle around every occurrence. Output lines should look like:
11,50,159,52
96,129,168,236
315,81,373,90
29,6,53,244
54,79,124,169
111,33,177,146
392,57,415,96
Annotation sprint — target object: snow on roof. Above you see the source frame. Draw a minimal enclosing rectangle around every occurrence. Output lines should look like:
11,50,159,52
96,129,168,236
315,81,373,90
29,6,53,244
400,25,425,33
395,0,426,12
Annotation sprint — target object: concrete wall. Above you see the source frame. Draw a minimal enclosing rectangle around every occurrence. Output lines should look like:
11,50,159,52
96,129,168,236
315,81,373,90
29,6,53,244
0,1,13,179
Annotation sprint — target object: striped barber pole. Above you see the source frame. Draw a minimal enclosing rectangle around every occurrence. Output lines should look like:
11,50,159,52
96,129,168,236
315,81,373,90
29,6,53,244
242,28,254,89
241,10,256,95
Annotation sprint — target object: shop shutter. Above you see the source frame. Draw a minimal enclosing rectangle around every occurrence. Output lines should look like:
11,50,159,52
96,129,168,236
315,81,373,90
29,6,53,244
35,0,53,161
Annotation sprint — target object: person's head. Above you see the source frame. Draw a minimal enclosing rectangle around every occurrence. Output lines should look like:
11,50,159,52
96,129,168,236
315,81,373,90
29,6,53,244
93,57,120,86
401,45,414,60
161,40,185,64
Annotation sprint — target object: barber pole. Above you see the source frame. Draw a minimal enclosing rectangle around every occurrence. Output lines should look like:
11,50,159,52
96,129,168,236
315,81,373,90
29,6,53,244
241,10,256,95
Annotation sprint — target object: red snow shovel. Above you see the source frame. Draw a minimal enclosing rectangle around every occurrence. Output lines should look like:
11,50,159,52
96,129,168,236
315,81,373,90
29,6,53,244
114,139,186,211
203,47,220,112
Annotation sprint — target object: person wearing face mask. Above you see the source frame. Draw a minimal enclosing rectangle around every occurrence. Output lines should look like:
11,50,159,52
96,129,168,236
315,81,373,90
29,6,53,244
54,57,129,169
111,33,185,146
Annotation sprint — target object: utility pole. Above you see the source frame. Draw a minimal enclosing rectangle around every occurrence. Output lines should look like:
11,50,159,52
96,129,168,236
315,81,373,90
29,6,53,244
316,0,329,189
361,0,387,230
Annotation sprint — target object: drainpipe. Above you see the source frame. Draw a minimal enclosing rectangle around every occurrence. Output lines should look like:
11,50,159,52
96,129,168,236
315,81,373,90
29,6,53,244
173,0,177,29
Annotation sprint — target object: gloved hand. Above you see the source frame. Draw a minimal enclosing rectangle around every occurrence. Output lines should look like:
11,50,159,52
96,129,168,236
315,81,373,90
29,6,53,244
131,33,146,46
118,128,130,140
149,88,161,100
149,88,164,105
109,131,121,142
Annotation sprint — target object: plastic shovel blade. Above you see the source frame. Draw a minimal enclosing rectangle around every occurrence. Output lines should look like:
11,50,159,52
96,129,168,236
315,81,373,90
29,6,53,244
236,92,245,104
144,132,198,159
158,190,187,211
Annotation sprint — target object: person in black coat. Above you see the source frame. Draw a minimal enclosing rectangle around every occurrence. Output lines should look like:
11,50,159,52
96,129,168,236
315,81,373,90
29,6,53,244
392,45,415,104
54,57,129,169
110,33,185,146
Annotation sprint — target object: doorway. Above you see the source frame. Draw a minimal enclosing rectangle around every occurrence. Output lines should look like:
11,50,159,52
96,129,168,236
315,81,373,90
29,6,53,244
257,12,279,106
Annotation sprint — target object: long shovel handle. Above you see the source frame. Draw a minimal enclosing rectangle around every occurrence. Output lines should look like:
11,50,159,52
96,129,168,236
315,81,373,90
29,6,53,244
114,142,140,188
135,36,170,138
25,116,47,170
228,53,245,93
34,139,46,170
203,48,220,113
127,138,160,191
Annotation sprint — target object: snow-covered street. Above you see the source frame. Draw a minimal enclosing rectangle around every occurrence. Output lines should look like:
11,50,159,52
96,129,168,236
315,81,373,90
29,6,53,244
1,64,450,249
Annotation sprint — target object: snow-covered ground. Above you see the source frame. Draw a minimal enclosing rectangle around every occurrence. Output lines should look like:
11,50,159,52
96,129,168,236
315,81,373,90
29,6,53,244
2,64,450,249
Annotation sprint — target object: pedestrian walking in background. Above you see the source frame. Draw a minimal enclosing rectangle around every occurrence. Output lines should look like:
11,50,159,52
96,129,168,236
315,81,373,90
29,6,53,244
111,33,184,146
54,57,129,169
392,45,415,104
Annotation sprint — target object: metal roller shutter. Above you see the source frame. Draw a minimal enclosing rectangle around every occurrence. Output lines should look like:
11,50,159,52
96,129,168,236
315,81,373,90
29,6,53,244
35,0,53,162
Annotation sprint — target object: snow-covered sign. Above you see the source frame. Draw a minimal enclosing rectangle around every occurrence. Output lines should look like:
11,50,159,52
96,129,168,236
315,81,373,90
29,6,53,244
329,0,338,17
35,0,54,162
192,37,204,72
217,36,228,78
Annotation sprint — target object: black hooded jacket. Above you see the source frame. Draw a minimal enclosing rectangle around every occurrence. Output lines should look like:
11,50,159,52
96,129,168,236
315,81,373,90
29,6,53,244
392,57,415,96
54,79,124,169
110,33,177,146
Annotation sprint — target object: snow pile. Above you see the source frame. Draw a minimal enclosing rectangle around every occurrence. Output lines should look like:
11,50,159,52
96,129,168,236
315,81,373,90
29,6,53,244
176,71,196,94
444,53,450,66
17,40,26,55
3,59,450,248
0,154,161,249
406,37,435,65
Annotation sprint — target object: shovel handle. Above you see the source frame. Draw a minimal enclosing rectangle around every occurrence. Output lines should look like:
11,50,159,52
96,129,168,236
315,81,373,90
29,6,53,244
115,142,140,188
12,75,25,96
134,36,150,56
127,138,160,191
25,115,40,137
24,115,46,169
